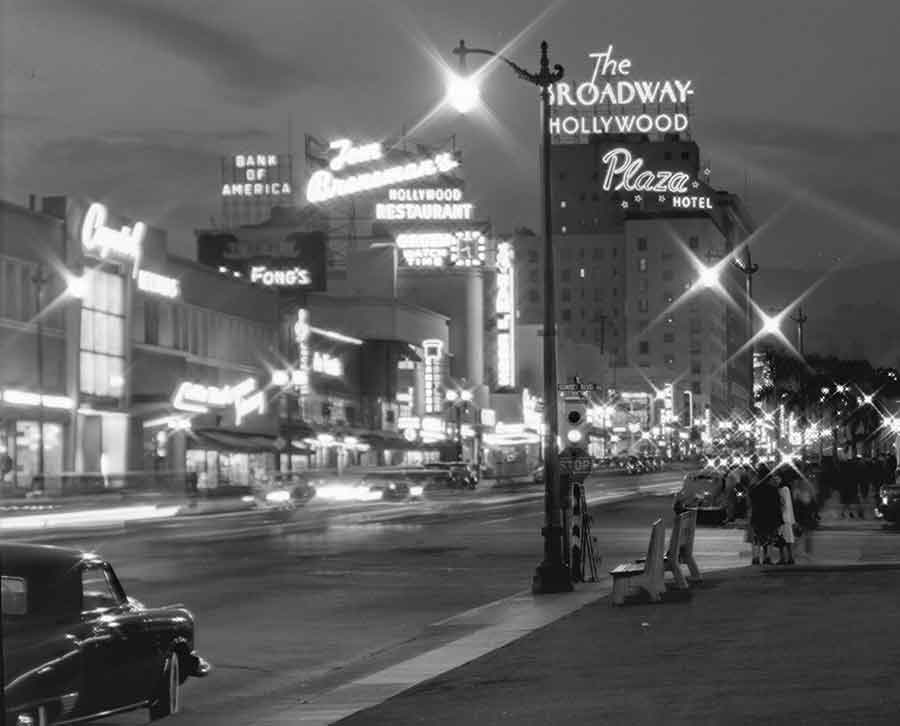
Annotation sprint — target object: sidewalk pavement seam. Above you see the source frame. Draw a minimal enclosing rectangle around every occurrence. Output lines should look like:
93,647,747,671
255,583,613,726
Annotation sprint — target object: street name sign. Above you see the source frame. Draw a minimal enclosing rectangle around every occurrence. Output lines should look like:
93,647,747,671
558,383,598,392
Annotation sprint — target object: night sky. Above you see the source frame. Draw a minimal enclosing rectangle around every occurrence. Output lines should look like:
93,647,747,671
3,0,900,276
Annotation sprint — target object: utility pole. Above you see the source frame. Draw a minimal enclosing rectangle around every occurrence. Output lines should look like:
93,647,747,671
32,263,48,481
791,307,808,356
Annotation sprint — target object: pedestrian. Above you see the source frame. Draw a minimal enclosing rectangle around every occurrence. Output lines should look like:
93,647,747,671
749,465,782,565
859,458,872,503
839,461,859,518
794,481,817,557
777,473,797,565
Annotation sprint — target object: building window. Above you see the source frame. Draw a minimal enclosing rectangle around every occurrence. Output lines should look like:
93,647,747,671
528,250,538,264
581,328,586,337
579,267,586,278
612,247,618,258
593,248,603,260
662,247,674,260
681,151,690,160
662,269,674,281
639,319,649,330
639,277,649,291
639,341,650,355
691,360,701,375
664,151,672,160
144,299,159,345
638,298,649,313
664,292,674,304
561,225,568,234
692,381,702,394
665,316,675,326
559,171,568,181
690,318,702,333
80,269,125,397
664,332,675,343
689,236,699,250
561,309,572,321
562,288,572,302
580,308,586,320
637,237,647,251
638,257,648,272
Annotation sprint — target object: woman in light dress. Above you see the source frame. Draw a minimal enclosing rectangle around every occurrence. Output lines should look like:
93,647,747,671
777,474,796,565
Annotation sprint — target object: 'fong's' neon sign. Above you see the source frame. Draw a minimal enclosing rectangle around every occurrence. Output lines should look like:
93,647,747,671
495,242,515,388
306,139,459,203
601,148,712,209
549,45,694,136
250,265,312,287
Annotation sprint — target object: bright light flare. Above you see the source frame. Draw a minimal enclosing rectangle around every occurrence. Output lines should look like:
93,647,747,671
446,73,480,113
314,483,384,503
761,311,784,336
696,262,722,291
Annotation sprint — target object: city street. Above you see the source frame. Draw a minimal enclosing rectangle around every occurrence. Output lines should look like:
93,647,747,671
24,470,729,726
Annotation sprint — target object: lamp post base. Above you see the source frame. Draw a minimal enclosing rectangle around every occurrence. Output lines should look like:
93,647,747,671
532,560,573,594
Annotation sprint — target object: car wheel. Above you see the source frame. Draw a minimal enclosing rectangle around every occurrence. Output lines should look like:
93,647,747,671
149,652,181,720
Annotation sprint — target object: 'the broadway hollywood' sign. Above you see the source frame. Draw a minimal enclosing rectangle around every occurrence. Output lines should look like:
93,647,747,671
306,139,459,203
549,45,694,136
601,148,712,209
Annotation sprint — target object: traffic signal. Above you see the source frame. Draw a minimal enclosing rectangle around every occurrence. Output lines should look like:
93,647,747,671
561,397,589,446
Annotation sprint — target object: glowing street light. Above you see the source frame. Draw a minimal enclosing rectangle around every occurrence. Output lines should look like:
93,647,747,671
696,262,722,290
446,73,481,113
761,311,783,336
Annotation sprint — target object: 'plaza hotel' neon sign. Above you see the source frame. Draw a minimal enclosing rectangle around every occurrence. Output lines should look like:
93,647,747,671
306,139,459,203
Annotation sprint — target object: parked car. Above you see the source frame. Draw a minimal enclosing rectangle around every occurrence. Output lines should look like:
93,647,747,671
533,464,545,484
673,469,737,524
2,542,210,725
877,475,900,523
361,471,416,501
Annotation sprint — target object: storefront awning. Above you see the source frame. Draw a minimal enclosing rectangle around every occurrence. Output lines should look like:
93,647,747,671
188,429,311,454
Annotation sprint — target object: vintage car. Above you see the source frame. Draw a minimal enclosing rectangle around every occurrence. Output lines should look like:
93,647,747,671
877,475,900,523
673,469,738,524
2,542,210,725
424,462,479,490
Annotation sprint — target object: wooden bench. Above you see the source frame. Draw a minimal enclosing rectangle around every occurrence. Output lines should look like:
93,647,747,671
610,518,665,606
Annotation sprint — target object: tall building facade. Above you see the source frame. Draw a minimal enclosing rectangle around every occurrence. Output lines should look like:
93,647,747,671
514,133,754,425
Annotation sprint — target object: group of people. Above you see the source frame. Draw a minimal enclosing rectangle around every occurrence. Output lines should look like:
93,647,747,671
746,463,818,566
819,454,897,518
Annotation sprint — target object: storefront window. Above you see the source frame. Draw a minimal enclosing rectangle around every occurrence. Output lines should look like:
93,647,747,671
80,270,125,397
12,421,63,487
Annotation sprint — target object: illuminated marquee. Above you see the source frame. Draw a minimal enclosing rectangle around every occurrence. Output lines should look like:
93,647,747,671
395,230,487,268
550,45,693,136
250,265,312,287
222,154,293,197
81,202,145,278
601,148,712,210
306,139,459,203
423,339,444,414
495,242,515,388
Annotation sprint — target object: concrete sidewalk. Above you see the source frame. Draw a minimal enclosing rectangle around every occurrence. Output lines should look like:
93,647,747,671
332,561,900,726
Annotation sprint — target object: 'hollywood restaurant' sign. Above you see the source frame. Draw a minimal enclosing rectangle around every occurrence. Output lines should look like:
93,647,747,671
549,45,694,136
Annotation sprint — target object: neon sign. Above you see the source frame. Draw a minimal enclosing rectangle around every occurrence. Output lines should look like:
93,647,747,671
376,187,473,221
137,269,180,299
295,309,311,395
81,202,144,277
601,148,712,210
172,377,265,425
549,45,693,136
423,339,443,414
395,231,487,268
250,265,312,287
312,351,343,377
222,154,292,197
495,242,515,388
306,139,459,203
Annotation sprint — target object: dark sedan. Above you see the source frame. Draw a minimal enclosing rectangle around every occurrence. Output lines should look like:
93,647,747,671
877,481,900,523
2,542,210,725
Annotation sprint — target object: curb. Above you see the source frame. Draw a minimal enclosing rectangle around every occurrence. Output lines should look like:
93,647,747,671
761,561,900,573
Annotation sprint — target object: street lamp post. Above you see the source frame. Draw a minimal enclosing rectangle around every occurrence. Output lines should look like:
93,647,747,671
32,263,48,481
450,40,571,593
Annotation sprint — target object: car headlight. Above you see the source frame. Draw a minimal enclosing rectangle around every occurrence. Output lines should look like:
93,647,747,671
882,495,890,506
388,483,396,490
265,490,291,503
410,485,424,497
241,495,256,503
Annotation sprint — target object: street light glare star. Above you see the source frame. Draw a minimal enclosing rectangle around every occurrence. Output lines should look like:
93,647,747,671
621,201,629,209
634,194,642,203
658,194,666,203
446,73,480,114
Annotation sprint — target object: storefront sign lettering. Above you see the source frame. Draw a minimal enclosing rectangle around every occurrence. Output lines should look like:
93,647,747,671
375,202,473,221
495,242,515,388
312,351,342,377
250,265,312,287
81,202,145,277
172,377,265,425
222,154,292,197
137,269,180,298
423,339,443,414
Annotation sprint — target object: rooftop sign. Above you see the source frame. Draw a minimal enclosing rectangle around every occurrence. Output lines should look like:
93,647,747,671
601,148,712,210
81,202,144,277
549,45,694,137
306,139,459,203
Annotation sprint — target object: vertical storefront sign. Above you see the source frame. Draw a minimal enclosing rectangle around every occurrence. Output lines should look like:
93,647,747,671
495,242,515,388
295,309,311,396
423,339,443,414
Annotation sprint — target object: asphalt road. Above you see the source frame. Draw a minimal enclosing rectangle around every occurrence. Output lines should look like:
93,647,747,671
24,470,746,726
